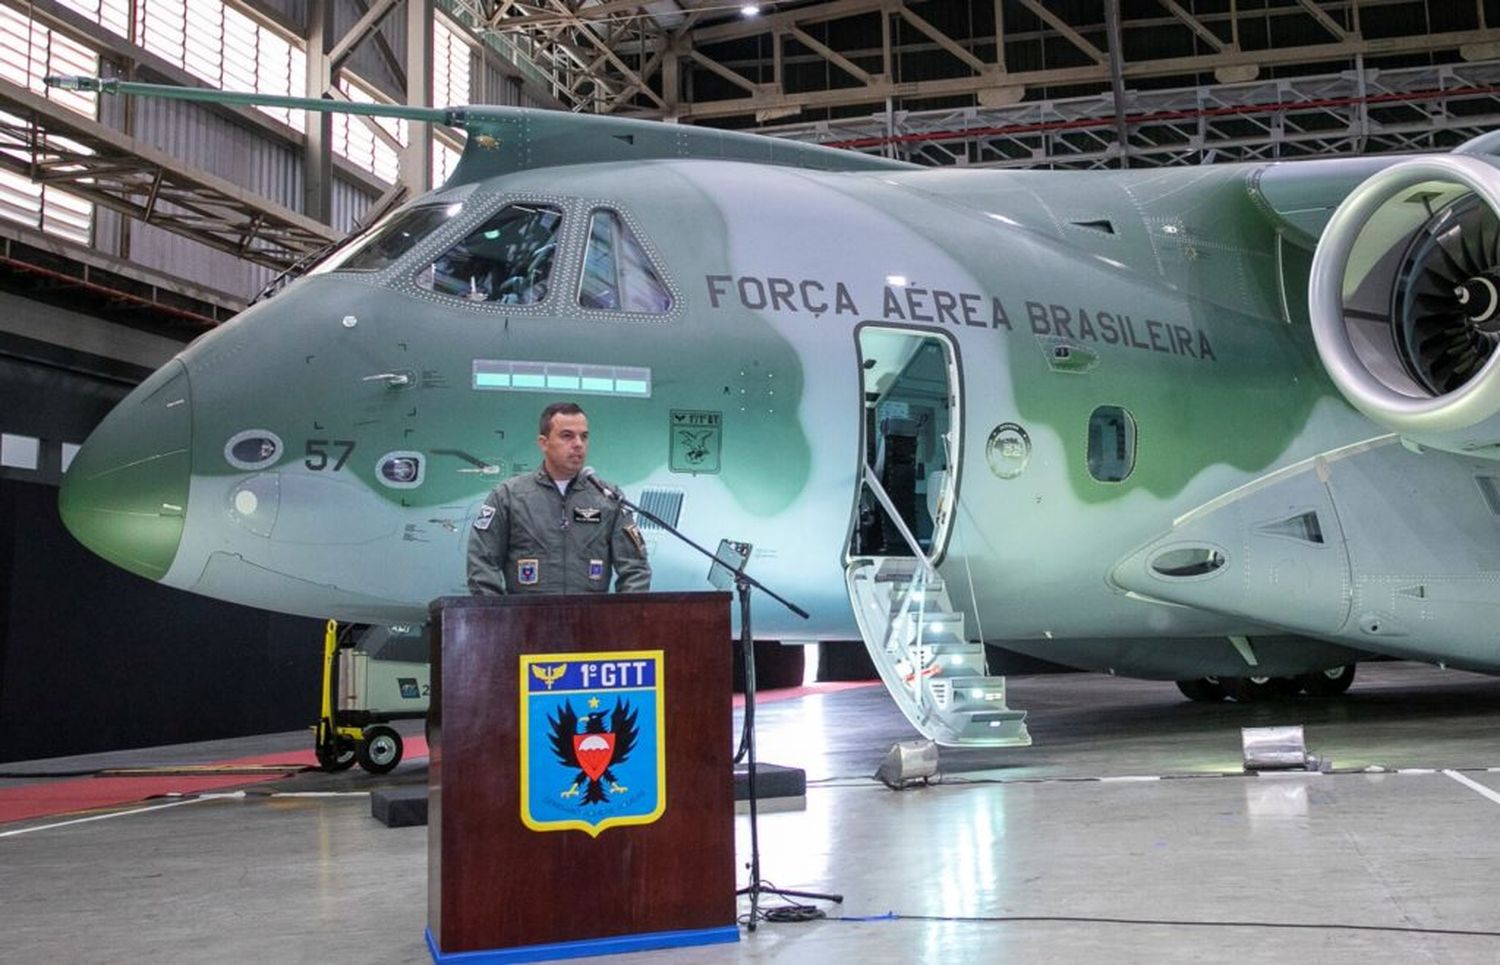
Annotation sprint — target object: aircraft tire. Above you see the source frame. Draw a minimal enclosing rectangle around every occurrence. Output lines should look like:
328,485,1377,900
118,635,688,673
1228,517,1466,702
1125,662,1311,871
1298,664,1356,697
356,726,404,775
1175,678,1227,702
316,740,357,772
1222,675,1298,702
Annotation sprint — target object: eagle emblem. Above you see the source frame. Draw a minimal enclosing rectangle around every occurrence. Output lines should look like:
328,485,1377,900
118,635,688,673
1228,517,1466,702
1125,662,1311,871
520,650,665,835
548,699,639,804
677,429,713,464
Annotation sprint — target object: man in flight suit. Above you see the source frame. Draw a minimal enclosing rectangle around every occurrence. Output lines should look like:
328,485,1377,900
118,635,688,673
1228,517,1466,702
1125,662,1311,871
467,401,651,595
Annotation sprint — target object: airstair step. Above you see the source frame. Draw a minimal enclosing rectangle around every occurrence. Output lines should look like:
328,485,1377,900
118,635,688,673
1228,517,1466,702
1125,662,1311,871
847,557,1030,748
928,676,1014,713
893,621,968,646
873,560,934,584
921,649,986,671
887,590,945,613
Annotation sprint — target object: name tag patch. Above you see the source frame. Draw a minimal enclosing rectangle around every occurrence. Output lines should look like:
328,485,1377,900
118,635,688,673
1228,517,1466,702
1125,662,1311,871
474,504,496,531
573,507,602,524
517,558,539,585
588,559,605,581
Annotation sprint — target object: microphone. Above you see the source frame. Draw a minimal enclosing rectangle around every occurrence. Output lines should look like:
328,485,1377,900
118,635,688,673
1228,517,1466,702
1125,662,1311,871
577,466,619,500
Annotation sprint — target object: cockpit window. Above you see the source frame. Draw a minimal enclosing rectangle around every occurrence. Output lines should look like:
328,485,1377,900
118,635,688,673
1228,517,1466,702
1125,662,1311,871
327,203,463,273
579,209,672,314
416,203,562,305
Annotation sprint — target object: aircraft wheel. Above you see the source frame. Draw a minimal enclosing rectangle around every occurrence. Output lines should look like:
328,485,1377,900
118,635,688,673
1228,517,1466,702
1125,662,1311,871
315,739,357,772
356,726,404,774
1298,664,1356,697
1175,677,1227,702
1222,675,1298,702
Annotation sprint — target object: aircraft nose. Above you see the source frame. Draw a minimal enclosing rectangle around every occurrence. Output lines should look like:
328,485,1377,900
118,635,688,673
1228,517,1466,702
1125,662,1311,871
58,359,192,581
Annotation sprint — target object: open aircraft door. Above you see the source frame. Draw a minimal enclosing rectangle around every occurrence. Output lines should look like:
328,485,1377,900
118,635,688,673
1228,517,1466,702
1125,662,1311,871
845,326,1029,747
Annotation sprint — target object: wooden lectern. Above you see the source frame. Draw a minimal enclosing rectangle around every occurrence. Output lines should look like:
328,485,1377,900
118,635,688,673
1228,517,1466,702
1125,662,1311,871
426,592,737,962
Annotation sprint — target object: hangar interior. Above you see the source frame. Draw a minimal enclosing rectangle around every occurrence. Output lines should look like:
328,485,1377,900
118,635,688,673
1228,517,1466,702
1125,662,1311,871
5,0,1500,758
4,2,1500,962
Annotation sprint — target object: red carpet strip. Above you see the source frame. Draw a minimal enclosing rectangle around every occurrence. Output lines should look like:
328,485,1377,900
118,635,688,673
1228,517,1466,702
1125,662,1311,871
732,680,879,709
0,737,432,825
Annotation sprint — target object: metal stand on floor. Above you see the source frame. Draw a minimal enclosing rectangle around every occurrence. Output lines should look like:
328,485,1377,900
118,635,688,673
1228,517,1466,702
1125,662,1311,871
577,468,841,928
730,578,843,929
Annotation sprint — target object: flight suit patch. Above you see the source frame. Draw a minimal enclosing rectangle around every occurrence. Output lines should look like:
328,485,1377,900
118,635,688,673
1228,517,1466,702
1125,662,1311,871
474,505,496,531
517,559,539,585
573,507,602,524
588,559,605,581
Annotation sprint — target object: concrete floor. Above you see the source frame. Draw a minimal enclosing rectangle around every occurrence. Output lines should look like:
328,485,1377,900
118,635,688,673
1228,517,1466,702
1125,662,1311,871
5,661,1500,963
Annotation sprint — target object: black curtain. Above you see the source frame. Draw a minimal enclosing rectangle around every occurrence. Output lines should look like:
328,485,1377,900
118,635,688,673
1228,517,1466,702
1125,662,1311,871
0,339,324,762
0,479,324,762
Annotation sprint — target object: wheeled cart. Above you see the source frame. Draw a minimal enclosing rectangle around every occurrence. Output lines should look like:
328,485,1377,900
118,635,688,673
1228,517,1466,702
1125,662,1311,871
313,621,429,774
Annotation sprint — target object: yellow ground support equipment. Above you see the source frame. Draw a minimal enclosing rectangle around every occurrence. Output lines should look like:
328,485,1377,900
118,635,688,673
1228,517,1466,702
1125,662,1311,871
313,620,430,774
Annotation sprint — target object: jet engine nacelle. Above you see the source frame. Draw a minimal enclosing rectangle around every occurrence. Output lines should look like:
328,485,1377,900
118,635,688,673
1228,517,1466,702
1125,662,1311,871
1310,153,1500,456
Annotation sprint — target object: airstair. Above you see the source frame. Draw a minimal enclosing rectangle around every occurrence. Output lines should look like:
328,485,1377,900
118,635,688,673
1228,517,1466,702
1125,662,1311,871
847,468,1030,748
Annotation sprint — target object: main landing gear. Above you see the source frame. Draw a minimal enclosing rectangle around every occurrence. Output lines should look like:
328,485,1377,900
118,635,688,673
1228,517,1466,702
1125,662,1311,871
1175,664,1356,703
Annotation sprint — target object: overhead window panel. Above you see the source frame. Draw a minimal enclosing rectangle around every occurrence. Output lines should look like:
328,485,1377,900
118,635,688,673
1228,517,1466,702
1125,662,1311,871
257,38,305,133
41,179,92,244
137,0,187,68
0,6,95,242
0,434,41,471
431,19,469,186
54,0,130,38
183,1,224,85
336,78,404,185
434,17,472,108
0,169,44,230
129,0,304,131
434,141,461,185
221,10,260,93
0,5,97,115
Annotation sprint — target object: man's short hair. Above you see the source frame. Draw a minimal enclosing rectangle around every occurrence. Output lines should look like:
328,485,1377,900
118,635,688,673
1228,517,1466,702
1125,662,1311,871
539,401,586,437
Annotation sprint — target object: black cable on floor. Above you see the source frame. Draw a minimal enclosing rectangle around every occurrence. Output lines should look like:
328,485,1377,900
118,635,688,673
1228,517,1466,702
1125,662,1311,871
830,912,1500,937
738,882,829,926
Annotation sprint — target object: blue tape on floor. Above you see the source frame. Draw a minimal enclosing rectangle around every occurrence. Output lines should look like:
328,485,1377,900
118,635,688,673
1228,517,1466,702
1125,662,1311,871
426,924,739,962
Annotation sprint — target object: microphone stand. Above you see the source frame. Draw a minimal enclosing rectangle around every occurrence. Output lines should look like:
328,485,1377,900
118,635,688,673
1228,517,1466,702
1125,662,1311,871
587,476,842,929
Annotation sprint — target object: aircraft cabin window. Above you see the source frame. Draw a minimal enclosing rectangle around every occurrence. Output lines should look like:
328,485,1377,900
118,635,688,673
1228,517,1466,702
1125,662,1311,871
1087,405,1136,482
579,209,672,314
336,203,462,273
417,203,563,305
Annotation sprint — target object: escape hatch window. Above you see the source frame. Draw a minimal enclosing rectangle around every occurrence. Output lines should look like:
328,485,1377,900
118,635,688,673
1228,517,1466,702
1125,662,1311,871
578,209,672,314
1087,405,1136,482
324,203,463,273
417,203,563,305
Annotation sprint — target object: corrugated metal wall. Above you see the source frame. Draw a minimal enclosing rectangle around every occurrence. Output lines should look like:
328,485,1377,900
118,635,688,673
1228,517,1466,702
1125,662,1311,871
93,94,301,297
478,55,536,108
93,88,378,298
331,177,378,235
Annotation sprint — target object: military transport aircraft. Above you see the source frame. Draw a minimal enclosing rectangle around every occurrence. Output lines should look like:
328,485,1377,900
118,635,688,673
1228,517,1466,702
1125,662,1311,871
46,75,1500,746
